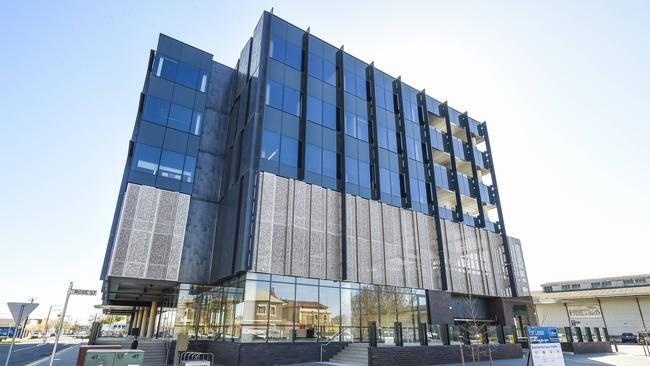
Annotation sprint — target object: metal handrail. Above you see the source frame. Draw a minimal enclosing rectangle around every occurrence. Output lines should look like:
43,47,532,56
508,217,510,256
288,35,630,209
320,327,353,362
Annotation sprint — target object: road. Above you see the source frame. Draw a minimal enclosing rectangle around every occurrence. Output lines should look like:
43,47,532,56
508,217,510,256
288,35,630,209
0,342,75,366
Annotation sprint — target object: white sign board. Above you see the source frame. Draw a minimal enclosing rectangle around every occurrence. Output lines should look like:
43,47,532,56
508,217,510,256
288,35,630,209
70,289,97,296
183,362,210,366
567,305,601,319
7,302,39,325
530,343,565,366
528,326,565,366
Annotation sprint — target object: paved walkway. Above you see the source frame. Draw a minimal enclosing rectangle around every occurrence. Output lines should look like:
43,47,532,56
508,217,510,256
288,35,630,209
29,344,81,366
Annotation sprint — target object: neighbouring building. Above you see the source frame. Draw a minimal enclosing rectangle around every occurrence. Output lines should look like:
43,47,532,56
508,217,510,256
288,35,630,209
533,274,650,338
98,10,532,364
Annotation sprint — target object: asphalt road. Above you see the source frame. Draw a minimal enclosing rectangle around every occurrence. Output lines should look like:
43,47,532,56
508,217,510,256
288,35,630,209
0,342,74,366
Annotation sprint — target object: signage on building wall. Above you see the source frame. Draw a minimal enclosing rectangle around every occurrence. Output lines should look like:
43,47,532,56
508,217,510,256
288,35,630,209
567,305,601,319
528,326,565,366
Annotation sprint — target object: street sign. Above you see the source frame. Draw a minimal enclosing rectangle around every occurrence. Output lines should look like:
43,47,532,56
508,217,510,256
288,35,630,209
528,326,565,366
5,302,39,366
7,302,39,325
70,289,97,296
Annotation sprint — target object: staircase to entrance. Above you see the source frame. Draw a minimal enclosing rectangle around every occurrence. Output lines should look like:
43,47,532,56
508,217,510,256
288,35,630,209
328,343,368,366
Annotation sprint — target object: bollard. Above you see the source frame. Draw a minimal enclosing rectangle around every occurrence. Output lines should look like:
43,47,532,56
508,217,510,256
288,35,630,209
419,323,428,346
394,322,403,347
369,321,378,347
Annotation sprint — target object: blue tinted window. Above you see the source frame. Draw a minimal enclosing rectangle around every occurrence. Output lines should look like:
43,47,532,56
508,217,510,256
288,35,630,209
198,72,208,93
280,136,298,167
305,144,322,174
152,55,178,81
176,63,199,90
345,112,356,137
390,172,401,196
375,86,385,109
345,158,358,184
358,161,371,188
357,118,368,141
323,61,336,86
261,129,280,162
322,149,336,178
285,42,302,70
270,36,286,62
159,150,185,180
142,96,170,125
356,76,366,99
306,96,322,124
385,90,395,112
344,71,355,94
387,128,398,152
183,155,196,183
283,86,301,116
266,80,283,110
167,104,192,132
379,168,391,194
322,102,336,130
308,53,323,80
377,126,388,149
132,143,160,175
191,111,202,135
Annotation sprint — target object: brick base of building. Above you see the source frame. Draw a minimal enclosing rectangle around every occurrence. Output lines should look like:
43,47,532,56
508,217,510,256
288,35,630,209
368,344,524,366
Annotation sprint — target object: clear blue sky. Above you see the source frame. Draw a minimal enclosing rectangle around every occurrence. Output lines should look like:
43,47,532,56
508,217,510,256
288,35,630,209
1,0,648,321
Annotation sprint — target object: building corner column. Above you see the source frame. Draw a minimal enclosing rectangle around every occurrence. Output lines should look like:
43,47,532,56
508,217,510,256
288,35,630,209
146,302,157,338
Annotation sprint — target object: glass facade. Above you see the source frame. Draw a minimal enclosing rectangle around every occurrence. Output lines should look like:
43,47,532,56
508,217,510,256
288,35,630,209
174,273,427,343
127,45,209,194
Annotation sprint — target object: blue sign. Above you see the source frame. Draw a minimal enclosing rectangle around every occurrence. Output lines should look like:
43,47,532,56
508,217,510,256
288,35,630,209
528,326,560,344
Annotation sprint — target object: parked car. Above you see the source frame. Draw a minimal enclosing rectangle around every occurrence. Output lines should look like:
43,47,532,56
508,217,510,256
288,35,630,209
621,332,636,343
637,332,650,345
30,332,43,339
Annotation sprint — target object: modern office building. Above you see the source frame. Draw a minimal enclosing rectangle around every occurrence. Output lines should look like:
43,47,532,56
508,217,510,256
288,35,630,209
533,274,650,338
99,10,531,364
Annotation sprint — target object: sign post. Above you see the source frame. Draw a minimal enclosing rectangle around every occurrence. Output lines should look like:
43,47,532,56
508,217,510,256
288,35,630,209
5,302,39,366
48,283,97,366
528,326,565,366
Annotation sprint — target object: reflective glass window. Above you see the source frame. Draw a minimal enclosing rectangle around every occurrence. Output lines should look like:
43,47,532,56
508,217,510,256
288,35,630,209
152,54,178,80
308,53,323,80
280,136,298,167
183,155,196,183
294,285,319,341
199,72,208,93
319,286,341,341
323,61,336,86
167,104,192,132
266,80,284,110
176,62,200,90
131,143,160,175
322,149,336,178
283,86,301,116
306,96,322,124
345,112,356,137
268,282,295,342
159,150,184,180
240,280,270,342
358,161,371,189
191,111,203,136
261,129,280,162
357,118,368,142
345,157,358,184
344,71,355,94
270,35,286,62
285,42,302,70
390,172,401,196
142,95,170,125
305,144,322,174
322,102,336,130
379,168,391,194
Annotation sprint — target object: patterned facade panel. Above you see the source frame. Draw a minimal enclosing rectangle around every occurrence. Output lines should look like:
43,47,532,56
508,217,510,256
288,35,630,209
401,210,420,289
369,200,386,285
508,236,530,296
326,190,342,280
309,186,327,278
383,204,405,287
108,183,190,281
444,220,469,294
355,197,372,284
479,229,497,296
416,213,434,290
488,231,511,297
291,180,310,277
345,194,358,282
462,226,487,296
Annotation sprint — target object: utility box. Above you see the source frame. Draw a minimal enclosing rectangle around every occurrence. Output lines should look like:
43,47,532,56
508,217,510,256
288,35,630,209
84,350,144,366
84,350,116,366
113,350,145,366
